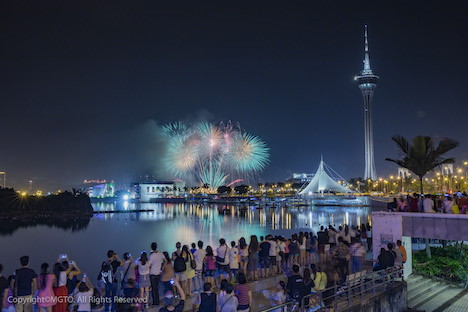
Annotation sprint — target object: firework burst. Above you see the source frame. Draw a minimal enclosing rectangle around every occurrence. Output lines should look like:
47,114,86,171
162,121,269,190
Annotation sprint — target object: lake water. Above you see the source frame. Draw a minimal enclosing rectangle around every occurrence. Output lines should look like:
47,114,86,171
1,202,376,281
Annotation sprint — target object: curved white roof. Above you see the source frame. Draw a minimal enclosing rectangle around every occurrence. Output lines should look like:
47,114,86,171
299,160,351,195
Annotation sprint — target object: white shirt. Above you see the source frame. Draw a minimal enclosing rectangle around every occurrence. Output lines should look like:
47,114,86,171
58,271,67,287
239,246,249,257
299,237,306,250
217,245,230,265
76,289,93,312
269,240,277,256
229,247,239,269
278,241,286,253
423,198,435,213
136,259,152,275
149,252,164,275
443,199,454,213
193,249,206,270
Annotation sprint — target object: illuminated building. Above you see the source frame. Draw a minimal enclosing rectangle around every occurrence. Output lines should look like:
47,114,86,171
132,181,185,202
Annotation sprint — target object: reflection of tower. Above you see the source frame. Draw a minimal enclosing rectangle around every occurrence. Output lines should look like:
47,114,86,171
355,25,378,180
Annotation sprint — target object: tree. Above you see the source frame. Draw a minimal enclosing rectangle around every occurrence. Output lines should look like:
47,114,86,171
386,135,459,196
386,135,459,258
217,186,232,195
234,185,250,195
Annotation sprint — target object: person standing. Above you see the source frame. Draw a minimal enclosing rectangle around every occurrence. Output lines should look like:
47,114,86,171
216,239,230,284
36,263,56,312
317,227,327,263
149,242,164,306
0,264,9,311
228,242,239,280
203,247,216,289
308,232,318,265
238,238,249,275
182,245,195,296
397,240,407,264
193,241,206,294
332,238,350,280
13,256,37,312
247,236,259,281
172,243,187,293
120,253,136,290
160,252,175,293
349,238,366,273
136,251,152,308
98,250,123,312
443,196,454,214
423,195,436,213
259,236,270,278
267,236,277,276
365,223,372,251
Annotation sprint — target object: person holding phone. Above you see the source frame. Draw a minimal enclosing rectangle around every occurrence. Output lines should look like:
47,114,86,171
98,250,123,312
159,279,185,312
74,275,94,312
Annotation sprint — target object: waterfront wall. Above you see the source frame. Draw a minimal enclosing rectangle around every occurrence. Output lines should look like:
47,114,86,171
346,282,407,312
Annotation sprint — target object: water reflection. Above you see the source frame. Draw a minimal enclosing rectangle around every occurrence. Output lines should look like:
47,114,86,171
0,202,375,281
0,216,91,236
91,202,372,233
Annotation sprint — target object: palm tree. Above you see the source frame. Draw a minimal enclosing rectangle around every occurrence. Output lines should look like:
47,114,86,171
386,135,459,258
386,135,459,196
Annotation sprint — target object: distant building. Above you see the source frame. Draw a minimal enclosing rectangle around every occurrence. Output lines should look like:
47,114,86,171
286,173,315,184
397,168,410,179
132,181,185,202
88,182,115,197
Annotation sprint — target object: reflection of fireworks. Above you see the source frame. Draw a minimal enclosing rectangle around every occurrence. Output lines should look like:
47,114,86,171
163,121,270,189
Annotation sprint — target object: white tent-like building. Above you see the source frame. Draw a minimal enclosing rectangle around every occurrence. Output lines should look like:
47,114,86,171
299,159,352,195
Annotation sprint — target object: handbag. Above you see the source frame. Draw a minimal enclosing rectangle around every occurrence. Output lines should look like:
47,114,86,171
216,247,226,263
190,253,196,269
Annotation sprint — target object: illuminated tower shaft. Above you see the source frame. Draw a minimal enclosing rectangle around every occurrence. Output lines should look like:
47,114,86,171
355,25,378,180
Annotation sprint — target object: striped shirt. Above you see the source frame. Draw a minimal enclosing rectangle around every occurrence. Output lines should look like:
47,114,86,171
235,284,250,306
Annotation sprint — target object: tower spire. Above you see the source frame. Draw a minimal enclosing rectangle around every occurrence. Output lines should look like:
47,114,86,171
362,25,372,74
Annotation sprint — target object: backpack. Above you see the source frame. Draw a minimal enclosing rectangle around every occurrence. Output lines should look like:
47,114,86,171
99,261,113,284
174,254,186,273
189,253,196,270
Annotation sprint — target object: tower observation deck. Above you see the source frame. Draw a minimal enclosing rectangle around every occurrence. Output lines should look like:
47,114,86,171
355,25,379,180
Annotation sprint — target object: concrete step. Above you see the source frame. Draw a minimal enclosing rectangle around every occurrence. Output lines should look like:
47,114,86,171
407,278,433,299
408,279,441,301
417,287,464,312
409,282,451,307
406,274,424,286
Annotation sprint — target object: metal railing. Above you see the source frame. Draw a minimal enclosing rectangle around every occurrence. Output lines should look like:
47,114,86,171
259,267,404,312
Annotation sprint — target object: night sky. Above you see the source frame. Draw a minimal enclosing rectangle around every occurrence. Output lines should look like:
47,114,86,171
1,1,467,190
